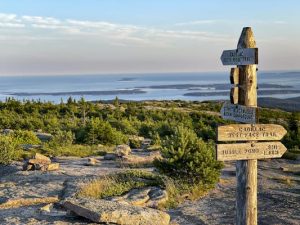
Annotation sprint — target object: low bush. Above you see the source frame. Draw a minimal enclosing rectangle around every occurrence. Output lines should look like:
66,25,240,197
154,125,222,185
0,135,19,164
41,144,104,157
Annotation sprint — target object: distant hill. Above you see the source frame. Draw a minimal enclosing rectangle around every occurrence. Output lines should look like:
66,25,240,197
258,97,300,112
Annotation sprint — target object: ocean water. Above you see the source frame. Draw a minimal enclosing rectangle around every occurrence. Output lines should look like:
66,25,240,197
0,71,299,103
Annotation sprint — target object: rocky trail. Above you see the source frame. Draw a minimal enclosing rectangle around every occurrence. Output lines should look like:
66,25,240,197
0,151,299,225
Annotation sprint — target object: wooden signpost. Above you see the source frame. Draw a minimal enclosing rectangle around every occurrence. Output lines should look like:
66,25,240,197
217,27,287,225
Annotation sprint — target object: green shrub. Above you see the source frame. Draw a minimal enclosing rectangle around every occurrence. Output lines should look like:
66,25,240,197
42,144,102,157
0,135,19,164
47,130,74,148
129,138,141,149
12,130,41,145
154,125,222,185
83,118,128,145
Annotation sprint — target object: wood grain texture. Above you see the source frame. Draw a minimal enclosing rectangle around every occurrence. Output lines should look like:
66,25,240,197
236,27,257,225
216,141,287,161
230,87,239,104
230,68,239,85
217,124,287,141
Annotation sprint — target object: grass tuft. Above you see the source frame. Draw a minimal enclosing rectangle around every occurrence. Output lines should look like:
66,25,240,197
78,169,213,209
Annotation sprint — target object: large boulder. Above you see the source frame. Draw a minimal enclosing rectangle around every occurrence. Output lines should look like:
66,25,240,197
115,144,131,157
63,198,170,225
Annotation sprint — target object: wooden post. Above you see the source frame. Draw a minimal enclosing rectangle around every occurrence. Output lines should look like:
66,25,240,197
236,27,258,225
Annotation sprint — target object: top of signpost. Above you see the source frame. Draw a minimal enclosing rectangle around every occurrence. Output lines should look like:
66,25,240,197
237,27,256,49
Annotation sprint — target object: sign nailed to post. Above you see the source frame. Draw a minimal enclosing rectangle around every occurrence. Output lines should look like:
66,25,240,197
221,48,258,65
217,141,287,161
217,124,287,141
220,102,256,124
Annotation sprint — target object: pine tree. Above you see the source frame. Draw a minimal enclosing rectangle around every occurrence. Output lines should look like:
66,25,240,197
154,125,222,185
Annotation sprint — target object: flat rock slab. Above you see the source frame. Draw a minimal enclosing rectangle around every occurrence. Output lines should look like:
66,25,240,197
63,198,170,225
110,187,168,208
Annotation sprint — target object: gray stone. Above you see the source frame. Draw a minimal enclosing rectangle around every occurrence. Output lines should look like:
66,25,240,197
110,187,168,209
104,153,117,160
63,198,170,225
115,144,131,157
123,188,151,206
85,158,100,166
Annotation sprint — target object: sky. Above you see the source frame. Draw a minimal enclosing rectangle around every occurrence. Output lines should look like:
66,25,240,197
0,0,299,76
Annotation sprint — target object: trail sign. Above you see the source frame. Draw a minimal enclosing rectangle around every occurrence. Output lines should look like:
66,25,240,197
216,141,287,161
217,124,287,141
220,102,256,124
221,48,258,65
219,27,287,225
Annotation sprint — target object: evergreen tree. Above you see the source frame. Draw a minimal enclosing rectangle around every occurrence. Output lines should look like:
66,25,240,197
154,125,222,185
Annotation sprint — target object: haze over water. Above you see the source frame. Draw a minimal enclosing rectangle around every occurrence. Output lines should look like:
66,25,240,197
0,71,299,103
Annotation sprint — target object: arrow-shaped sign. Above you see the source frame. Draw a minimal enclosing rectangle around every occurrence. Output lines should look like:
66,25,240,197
217,124,287,141
221,48,258,65
216,141,287,161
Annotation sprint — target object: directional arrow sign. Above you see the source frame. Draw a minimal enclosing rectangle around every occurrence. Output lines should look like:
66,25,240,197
221,48,258,65
217,124,287,141
216,141,287,161
220,102,256,124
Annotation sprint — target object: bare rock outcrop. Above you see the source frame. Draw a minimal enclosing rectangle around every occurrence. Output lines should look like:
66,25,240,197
63,198,170,225
110,186,168,208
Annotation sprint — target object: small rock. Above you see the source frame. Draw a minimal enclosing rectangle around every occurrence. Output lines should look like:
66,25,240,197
35,132,53,141
40,203,53,212
28,158,51,165
124,188,151,206
104,153,117,160
110,187,168,209
115,144,131,157
22,153,58,171
146,187,168,208
88,158,100,165
46,163,60,171
22,163,33,171
63,198,170,225
33,153,51,164
84,158,100,166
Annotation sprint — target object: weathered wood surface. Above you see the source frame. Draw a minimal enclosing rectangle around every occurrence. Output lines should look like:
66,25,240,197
220,102,256,124
236,27,257,225
216,141,287,161
230,87,239,104
217,124,287,141
220,48,258,65
230,68,239,85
